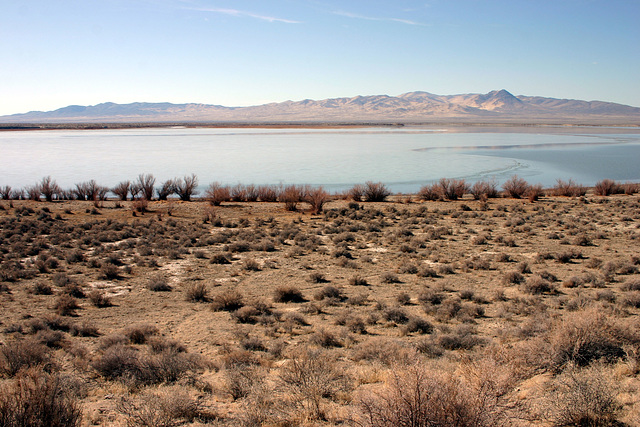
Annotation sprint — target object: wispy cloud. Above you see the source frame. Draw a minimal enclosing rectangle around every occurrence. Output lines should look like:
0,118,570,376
333,10,424,26
190,7,302,23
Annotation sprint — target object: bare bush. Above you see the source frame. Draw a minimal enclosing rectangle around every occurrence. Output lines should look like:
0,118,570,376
593,179,621,196
0,340,52,377
553,179,587,197
502,175,529,199
257,185,279,202
0,368,82,427
348,184,365,201
210,290,244,311
0,185,13,200
273,285,306,303
418,183,440,201
526,183,544,202
174,174,198,201
363,181,391,202
39,176,61,202
205,182,230,206
157,179,175,201
112,180,130,201
305,186,330,214
136,174,156,201
438,178,469,200
117,385,203,427
544,364,621,426
356,361,513,427
184,283,209,302
280,185,304,211
470,180,499,200
278,347,351,420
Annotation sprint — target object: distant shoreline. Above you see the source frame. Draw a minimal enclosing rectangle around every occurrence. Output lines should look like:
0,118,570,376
1,121,640,133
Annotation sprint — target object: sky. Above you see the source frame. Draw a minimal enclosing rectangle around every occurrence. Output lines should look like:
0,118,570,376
1,0,639,115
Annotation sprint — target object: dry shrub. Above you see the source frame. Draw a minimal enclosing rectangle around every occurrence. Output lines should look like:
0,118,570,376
348,184,365,201
55,294,80,316
147,275,172,292
438,178,469,200
554,178,587,197
418,183,440,201
546,308,634,371
273,285,306,303
349,275,369,286
593,179,621,196
526,183,544,201
363,181,391,202
124,324,158,345
257,184,279,202
356,360,514,427
502,175,529,198
88,290,112,308
305,186,330,214
521,275,556,295
184,283,209,302
278,347,351,420
470,180,499,200
92,345,200,385
205,182,230,206
544,363,621,426
280,184,304,211
0,339,52,377
117,385,205,426
0,368,82,427
309,328,342,348
210,289,244,311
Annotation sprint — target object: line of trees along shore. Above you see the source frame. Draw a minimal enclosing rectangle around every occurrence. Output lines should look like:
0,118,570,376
1,175,638,213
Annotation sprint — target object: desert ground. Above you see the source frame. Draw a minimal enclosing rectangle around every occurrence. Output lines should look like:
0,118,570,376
1,187,640,426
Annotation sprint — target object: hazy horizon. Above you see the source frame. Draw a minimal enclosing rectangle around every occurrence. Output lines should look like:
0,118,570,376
1,1,639,116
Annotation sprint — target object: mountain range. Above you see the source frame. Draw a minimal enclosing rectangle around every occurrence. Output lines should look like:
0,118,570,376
2,90,639,125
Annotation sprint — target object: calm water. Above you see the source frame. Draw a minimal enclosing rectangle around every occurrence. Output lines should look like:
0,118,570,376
1,126,639,194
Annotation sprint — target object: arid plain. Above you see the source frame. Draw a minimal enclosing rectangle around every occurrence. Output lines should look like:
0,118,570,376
1,182,640,426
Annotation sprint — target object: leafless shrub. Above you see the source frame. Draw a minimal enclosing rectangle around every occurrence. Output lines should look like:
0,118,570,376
553,178,587,197
546,308,632,371
356,361,512,427
280,185,304,211
278,347,351,420
257,184,279,202
205,182,230,206
174,173,198,201
363,181,391,202
112,180,130,201
348,184,365,201
273,285,306,303
55,294,79,316
622,181,639,195
438,178,469,200
184,283,209,302
26,184,42,201
38,176,61,202
0,368,82,427
136,174,156,201
124,324,158,344
593,179,621,196
349,275,369,286
0,185,13,200
305,186,330,214
147,274,172,292
502,270,524,285
0,340,52,377
522,275,556,295
309,328,342,348
544,364,621,426
418,183,440,201
209,253,230,264
210,289,244,311
88,290,112,307
117,385,204,427
502,175,529,198
526,183,544,201
156,179,175,201
31,281,53,295
470,180,499,200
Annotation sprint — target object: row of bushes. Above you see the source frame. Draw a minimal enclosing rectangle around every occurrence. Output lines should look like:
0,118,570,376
1,175,638,205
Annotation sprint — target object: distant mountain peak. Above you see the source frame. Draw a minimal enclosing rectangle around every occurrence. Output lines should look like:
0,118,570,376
1,90,638,125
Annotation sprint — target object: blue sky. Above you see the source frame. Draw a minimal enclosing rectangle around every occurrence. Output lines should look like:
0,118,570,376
1,0,638,115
